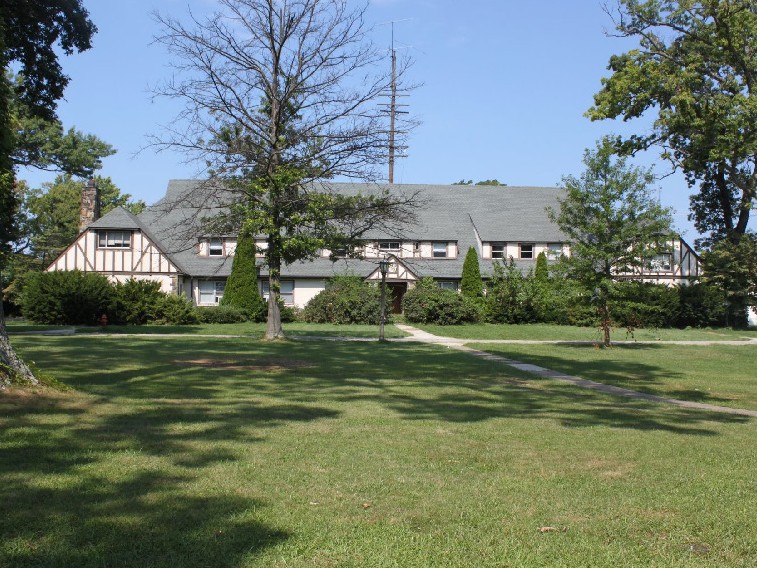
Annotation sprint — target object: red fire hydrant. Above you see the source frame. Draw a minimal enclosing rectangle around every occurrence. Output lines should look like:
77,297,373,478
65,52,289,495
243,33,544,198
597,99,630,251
99,313,108,330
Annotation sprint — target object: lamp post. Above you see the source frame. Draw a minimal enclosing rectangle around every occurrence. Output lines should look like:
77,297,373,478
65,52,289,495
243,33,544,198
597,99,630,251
378,258,390,341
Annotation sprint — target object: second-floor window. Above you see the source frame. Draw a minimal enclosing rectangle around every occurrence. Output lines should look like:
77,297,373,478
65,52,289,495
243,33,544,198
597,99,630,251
519,243,534,259
547,243,562,259
491,243,505,259
378,241,400,252
208,238,224,256
648,253,673,272
433,242,448,258
98,230,131,248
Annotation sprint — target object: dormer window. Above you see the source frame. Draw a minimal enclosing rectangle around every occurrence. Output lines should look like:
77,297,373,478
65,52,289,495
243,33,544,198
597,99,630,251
208,238,224,256
98,230,131,248
432,242,448,258
491,243,505,259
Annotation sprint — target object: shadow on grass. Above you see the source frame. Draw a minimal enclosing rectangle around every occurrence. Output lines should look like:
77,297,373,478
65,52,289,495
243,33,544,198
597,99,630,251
3,336,752,564
1,465,288,567
13,336,750,436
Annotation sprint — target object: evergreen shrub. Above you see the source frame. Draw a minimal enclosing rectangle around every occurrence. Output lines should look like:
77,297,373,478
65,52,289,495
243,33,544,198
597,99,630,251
112,278,164,325
21,270,114,325
403,278,479,325
219,230,266,321
153,294,199,325
677,283,727,327
611,281,680,328
303,276,383,324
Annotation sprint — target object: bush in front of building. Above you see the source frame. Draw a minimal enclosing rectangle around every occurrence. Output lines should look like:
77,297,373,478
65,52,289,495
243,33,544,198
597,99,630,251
111,278,164,325
153,294,199,325
196,305,248,324
677,283,727,327
21,270,115,325
610,281,681,329
403,277,480,325
484,259,546,324
302,276,383,324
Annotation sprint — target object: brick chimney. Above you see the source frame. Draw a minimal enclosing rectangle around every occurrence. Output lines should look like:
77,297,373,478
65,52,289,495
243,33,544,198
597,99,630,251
79,178,100,232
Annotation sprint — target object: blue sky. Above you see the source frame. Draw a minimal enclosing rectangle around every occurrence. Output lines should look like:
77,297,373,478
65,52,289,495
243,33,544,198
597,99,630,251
19,0,734,240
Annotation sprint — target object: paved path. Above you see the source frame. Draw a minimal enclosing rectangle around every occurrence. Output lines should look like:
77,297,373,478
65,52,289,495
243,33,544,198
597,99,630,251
394,324,757,418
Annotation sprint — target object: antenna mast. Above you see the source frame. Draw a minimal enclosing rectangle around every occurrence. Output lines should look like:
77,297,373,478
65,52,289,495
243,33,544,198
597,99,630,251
380,20,411,184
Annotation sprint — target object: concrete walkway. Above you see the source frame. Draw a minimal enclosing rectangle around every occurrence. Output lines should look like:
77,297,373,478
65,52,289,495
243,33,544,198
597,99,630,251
394,324,757,418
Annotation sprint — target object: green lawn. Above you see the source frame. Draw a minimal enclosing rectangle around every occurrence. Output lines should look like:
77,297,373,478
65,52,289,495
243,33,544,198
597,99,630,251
413,322,757,342
471,343,757,412
5,320,408,338
2,336,755,567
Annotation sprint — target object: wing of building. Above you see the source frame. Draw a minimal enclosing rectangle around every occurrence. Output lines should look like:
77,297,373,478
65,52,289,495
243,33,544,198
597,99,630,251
47,179,702,311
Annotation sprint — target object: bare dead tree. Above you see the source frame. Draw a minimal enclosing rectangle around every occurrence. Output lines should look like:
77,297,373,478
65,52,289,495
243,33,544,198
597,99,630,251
151,0,418,338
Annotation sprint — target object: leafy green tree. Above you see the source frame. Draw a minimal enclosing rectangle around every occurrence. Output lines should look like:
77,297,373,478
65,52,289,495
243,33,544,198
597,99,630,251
153,0,418,339
587,1,757,248
220,229,266,321
700,235,757,328
548,137,673,346
460,246,483,299
9,72,115,175
1,0,96,385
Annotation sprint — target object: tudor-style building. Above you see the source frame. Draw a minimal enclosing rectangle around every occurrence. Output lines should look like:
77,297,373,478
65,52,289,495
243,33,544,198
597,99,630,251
47,180,703,312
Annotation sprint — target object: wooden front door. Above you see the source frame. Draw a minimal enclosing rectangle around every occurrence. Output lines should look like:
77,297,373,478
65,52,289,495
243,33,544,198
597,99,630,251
387,282,407,314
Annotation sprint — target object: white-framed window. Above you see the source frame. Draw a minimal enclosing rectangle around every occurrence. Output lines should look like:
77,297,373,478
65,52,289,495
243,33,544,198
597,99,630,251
378,241,400,252
208,238,224,256
432,242,448,258
519,243,534,259
97,230,131,249
547,243,563,260
437,280,458,291
648,253,673,272
261,280,295,305
199,280,225,304
491,243,505,259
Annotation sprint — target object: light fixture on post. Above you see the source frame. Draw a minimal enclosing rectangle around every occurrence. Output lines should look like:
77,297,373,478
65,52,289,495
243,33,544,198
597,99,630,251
378,258,390,341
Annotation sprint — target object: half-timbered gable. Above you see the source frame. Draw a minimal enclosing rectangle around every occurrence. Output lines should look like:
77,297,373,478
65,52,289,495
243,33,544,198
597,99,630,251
47,207,181,293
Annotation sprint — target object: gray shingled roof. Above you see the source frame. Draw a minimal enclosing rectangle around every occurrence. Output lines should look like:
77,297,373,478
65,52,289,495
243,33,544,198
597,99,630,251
134,180,567,279
88,206,143,230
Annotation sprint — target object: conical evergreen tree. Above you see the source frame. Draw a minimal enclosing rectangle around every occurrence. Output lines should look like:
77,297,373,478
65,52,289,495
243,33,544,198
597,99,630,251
220,230,266,320
534,251,549,284
460,246,483,298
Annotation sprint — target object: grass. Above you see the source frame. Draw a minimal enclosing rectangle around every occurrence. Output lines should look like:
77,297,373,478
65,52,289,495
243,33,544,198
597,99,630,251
5,320,408,338
1,336,755,567
470,342,757,412
412,322,757,342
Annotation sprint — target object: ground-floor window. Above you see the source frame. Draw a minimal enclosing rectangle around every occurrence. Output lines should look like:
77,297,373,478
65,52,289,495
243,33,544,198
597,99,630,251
199,280,225,304
261,280,295,305
437,280,459,291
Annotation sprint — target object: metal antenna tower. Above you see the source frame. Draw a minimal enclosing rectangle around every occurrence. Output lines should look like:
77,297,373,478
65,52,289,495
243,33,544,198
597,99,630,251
379,20,411,184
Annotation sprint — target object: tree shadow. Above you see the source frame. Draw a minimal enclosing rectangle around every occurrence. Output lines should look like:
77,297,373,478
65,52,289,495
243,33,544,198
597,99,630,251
1,467,288,567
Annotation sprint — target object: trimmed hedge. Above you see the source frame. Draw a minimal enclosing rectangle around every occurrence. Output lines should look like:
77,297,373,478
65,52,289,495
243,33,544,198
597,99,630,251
303,276,383,324
197,305,248,324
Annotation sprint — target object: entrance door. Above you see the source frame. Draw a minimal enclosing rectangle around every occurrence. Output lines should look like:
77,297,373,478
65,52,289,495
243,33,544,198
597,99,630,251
387,282,407,314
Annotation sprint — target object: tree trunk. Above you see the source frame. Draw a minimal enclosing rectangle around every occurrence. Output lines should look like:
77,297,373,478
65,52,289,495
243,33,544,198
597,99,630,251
263,252,284,340
0,299,38,387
